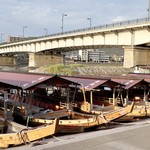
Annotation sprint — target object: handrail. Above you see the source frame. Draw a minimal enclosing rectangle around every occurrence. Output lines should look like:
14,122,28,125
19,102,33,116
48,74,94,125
1,17,150,45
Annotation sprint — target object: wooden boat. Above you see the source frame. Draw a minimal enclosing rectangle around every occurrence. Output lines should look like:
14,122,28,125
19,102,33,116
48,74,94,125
71,86,135,122
0,95,45,120
59,97,134,122
0,118,58,148
29,102,134,134
78,101,135,121
117,101,150,122
29,109,110,133
130,101,150,117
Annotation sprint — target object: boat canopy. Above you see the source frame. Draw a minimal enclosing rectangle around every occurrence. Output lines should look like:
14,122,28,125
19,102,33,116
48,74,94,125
0,72,149,91
112,79,149,89
0,72,79,90
62,76,123,90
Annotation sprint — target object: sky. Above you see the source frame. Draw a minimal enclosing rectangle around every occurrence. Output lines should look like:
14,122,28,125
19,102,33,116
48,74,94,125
0,0,149,41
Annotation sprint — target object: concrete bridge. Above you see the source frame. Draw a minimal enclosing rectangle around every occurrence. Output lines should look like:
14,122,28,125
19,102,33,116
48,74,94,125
1,17,150,68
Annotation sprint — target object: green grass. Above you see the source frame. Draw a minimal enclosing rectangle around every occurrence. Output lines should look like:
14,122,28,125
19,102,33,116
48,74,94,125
43,64,80,76
41,63,125,76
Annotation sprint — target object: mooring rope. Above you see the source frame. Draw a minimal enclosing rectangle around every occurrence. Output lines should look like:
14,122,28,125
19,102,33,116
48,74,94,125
51,134,65,141
19,128,31,146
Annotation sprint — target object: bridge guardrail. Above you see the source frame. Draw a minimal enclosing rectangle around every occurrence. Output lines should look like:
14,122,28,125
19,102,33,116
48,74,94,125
1,17,150,45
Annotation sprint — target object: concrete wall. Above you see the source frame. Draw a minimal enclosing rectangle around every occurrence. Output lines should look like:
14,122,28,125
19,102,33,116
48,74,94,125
124,47,150,68
28,53,65,67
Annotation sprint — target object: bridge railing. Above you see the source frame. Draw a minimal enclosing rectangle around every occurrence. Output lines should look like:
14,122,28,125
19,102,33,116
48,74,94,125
65,17,150,33
1,17,150,45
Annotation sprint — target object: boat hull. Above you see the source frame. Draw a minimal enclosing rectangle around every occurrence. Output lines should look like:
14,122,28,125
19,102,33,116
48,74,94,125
79,102,135,122
116,101,150,122
0,119,58,148
30,110,108,133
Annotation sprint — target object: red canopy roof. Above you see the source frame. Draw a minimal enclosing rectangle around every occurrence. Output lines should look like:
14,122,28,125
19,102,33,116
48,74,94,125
0,72,79,90
112,78,149,89
62,76,122,90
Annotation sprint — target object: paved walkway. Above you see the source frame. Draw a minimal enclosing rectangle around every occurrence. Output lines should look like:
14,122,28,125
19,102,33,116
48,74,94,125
7,118,150,150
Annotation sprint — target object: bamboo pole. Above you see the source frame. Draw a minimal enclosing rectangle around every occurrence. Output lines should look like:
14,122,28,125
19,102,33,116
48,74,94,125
144,88,146,101
82,88,86,103
4,91,8,119
90,90,93,110
66,88,70,110
125,89,129,106
113,88,116,106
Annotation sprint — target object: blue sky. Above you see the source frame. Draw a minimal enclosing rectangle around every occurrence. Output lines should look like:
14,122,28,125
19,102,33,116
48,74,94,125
0,0,149,41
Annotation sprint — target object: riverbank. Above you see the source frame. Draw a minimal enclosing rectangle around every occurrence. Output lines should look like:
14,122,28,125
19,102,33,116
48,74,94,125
30,63,133,77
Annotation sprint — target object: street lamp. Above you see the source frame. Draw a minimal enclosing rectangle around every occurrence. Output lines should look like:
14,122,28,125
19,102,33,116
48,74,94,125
61,13,67,33
0,33,4,43
87,18,92,28
44,28,48,35
148,0,150,19
23,26,27,37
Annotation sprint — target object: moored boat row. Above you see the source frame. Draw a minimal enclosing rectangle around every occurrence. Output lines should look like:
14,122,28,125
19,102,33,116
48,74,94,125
0,71,150,148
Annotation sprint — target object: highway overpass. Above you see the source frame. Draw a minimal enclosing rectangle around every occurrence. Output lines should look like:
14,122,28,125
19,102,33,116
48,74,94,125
0,17,150,68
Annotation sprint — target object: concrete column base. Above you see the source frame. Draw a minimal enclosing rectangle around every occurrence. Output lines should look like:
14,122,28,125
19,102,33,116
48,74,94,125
123,47,150,68
28,53,65,67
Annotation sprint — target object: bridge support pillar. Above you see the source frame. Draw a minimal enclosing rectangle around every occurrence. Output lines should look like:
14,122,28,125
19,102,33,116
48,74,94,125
28,53,65,67
123,47,150,68
0,56,16,67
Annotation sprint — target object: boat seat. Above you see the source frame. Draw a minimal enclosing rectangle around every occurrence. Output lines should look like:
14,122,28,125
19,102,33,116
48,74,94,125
94,105,115,112
33,109,70,119
46,113,70,119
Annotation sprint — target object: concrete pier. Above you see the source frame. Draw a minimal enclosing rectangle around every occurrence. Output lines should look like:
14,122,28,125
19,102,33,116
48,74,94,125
28,53,65,67
0,56,16,67
124,46,150,68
